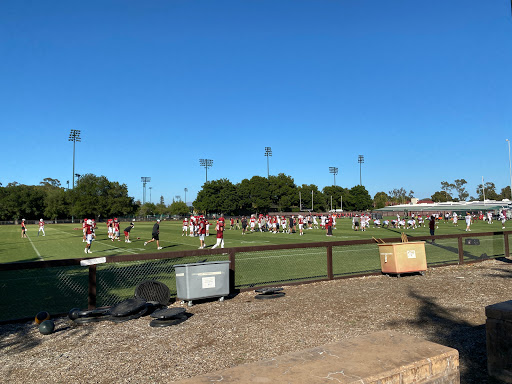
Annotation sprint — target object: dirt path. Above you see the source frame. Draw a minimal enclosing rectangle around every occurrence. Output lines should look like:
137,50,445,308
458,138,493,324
1,258,511,383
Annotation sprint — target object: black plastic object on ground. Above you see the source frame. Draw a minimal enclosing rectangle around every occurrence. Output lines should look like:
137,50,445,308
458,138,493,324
255,287,286,300
465,239,480,245
69,306,111,324
134,280,171,306
149,307,188,327
109,298,148,317
150,307,186,319
150,314,188,327
39,320,55,335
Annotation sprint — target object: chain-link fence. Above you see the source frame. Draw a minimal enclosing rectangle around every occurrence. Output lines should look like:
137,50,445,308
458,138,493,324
0,266,88,322
1,231,510,322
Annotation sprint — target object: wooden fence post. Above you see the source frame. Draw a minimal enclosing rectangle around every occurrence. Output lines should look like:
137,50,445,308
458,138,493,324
458,236,464,265
327,245,333,280
229,249,236,294
504,232,510,259
88,265,97,309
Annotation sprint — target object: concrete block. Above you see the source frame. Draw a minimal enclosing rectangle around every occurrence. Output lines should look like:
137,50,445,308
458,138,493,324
176,331,459,384
486,300,512,383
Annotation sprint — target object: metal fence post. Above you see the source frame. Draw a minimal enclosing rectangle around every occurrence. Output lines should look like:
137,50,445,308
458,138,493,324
327,245,333,280
457,236,464,264
504,232,510,258
88,265,97,309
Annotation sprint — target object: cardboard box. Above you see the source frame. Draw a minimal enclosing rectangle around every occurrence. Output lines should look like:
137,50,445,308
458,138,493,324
378,241,427,275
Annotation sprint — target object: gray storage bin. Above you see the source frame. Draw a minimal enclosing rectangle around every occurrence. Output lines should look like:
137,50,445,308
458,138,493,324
175,261,230,306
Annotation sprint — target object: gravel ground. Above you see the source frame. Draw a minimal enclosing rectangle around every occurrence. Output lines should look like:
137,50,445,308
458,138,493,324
1,258,511,383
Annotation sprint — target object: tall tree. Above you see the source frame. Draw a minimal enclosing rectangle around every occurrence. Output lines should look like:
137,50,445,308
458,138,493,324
322,185,346,211
170,200,189,216
453,179,469,201
388,188,408,204
236,176,271,214
476,182,499,200
431,191,452,202
345,185,373,211
373,191,389,209
268,173,297,212
500,186,511,200
194,179,239,214
70,174,136,218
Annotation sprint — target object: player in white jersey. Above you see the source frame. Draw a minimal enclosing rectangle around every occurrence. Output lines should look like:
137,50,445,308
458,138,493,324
313,215,319,229
465,213,472,231
281,216,287,233
452,213,458,226
373,219,381,228
37,218,45,236
487,211,493,224
182,218,188,236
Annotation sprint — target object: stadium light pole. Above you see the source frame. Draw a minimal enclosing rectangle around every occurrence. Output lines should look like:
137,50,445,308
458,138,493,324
199,159,213,182
312,190,314,211
68,129,81,188
66,180,69,190
184,188,188,205
507,139,512,199
329,167,338,186
141,177,151,204
149,187,152,203
264,147,272,178
358,155,365,185
482,176,486,204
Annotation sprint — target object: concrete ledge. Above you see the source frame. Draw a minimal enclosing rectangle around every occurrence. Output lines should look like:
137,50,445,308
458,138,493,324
486,300,512,383
176,331,459,383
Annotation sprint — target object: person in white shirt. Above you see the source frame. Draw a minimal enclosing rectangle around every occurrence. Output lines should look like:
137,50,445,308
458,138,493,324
465,213,472,231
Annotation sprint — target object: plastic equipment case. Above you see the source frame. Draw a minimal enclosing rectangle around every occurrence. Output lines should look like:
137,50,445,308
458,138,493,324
378,242,427,276
174,261,230,306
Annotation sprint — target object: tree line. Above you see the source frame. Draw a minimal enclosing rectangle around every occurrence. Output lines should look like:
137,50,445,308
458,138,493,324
2,174,508,221
192,174,373,214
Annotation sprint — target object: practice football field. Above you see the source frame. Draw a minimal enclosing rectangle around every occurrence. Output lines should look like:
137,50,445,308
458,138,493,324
0,217,508,264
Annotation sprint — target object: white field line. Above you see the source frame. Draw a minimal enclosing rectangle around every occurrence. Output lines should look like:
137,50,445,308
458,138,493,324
236,246,382,262
25,233,43,260
48,227,139,254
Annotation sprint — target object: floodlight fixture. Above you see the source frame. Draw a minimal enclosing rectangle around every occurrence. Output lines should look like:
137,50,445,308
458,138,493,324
264,147,272,178
141,177,151,204
68,129,81,189
329,166,338,186
358,155,365,185
507,140,512,199
199,159,213,182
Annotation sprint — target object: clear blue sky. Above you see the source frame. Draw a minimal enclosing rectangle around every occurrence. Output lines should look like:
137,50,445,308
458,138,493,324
1,0,511,204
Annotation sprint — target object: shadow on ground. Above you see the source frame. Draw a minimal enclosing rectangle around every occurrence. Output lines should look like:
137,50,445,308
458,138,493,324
386,288,506,384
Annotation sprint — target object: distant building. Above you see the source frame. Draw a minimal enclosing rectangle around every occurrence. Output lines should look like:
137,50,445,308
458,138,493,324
375,199,511,216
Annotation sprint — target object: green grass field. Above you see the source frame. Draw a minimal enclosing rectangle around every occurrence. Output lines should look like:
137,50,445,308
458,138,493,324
0,217,508,263
0,217,507,322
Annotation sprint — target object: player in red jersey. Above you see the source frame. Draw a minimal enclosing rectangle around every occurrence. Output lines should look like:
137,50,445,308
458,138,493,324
21,219,27,238
230,217,234,230
82,218,88,242
112,218,120,241
198,216,207,249
107,218,114,239
298,215,304,236
211,219,224,249
84,219,94,253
